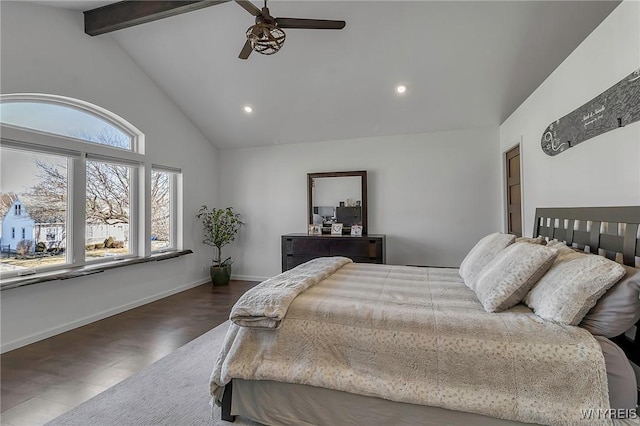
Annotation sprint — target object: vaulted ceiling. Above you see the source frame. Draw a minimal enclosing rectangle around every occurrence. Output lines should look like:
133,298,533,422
27,1,620,149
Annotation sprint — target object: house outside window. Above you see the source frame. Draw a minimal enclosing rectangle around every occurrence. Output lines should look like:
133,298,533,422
0,94,182,278
11,228,15,239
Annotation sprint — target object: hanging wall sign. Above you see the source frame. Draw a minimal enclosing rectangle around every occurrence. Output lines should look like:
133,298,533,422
541,68,640,156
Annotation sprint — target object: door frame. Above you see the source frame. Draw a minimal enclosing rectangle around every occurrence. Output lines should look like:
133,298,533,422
503,137,524,236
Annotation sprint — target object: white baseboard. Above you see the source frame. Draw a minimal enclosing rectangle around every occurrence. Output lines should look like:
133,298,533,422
0,278,210,353
231,274,269,283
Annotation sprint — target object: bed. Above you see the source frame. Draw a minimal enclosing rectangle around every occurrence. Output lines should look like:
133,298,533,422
210,206,640,425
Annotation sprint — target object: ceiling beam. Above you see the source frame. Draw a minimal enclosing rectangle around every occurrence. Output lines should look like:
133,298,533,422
84,1,231,36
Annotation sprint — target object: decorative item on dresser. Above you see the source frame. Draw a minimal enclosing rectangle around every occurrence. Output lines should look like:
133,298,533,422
330,223,343,235
281,233,385,272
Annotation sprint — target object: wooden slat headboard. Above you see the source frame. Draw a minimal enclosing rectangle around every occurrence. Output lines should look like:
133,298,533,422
533,206,640,365
533,206,640,267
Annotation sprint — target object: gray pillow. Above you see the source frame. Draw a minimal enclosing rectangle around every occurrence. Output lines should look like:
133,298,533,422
593,335,638,409
580,265,640,338
524,250,626,325
459,232,516,290
474,242,558,312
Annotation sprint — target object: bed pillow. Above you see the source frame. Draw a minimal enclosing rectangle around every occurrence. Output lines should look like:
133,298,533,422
545,240,574,251
515,236,546,245
593,335,638,410
580,265,640,337
459,232,516,290
474,242,558,312
524,250,626,325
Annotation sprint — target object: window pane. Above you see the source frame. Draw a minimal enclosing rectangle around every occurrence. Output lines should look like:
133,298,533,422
0,102,131,149
85,161,131,260
0,148,69,272
151,171,172,251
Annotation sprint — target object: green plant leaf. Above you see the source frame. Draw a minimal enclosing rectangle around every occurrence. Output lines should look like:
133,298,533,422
196,205,244,265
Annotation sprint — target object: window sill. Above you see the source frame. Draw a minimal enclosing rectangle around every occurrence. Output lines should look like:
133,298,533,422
0,249,193,291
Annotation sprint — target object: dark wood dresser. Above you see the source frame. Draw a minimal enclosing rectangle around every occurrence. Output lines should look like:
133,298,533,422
281,234,386,272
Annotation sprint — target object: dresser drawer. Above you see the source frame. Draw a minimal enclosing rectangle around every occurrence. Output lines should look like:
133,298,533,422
282,237,330,256
283,255,319,271
282,234,385,272
330,239,375,258
350,257,382,264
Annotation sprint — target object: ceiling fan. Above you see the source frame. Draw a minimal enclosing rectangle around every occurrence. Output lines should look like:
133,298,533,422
235,0,346,59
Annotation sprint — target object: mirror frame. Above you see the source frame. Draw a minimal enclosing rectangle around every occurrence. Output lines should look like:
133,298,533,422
307,170,368,235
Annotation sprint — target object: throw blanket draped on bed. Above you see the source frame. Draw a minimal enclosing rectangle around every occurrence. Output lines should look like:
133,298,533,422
211,263,610,426
229,256,352,329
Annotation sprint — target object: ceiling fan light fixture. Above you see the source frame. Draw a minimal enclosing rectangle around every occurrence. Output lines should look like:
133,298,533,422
246,22,286,55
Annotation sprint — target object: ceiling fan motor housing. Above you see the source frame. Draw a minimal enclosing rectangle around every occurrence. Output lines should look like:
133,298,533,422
246,22,285,55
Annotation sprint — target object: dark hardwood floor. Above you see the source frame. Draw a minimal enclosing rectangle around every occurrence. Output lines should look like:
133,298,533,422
0,280,257,426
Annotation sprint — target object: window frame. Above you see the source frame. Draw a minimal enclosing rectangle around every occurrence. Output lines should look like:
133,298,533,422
150,167,181,253
83,156,139,264
0,94,181,281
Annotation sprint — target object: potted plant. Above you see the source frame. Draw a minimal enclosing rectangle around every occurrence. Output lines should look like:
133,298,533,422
196,205,245,286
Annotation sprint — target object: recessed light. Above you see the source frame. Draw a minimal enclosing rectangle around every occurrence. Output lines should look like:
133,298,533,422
244,106,253,113
396,85,407,94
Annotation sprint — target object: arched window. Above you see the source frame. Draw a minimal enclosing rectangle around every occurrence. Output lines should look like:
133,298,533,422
0,94,142,152
0,94,179,279
1,102,129,149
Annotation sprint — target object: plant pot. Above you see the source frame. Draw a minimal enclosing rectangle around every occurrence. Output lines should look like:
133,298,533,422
210,264,231,286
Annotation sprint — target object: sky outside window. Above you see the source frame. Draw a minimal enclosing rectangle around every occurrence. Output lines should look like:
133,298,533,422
0,102,131,149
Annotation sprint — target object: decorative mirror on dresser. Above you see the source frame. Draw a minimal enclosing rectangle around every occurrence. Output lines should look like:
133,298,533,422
281,170,385,272
307,170,368,235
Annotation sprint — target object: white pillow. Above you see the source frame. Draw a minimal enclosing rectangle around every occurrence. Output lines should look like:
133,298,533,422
515,236,546,245
459,232,516,290
524,250,626,325
474,242,558,312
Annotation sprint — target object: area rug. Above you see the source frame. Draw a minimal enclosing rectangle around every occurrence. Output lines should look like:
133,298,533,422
46,321,259,426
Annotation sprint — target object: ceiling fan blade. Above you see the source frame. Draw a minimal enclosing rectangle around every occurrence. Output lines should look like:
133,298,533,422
235,0,262,16
239,39,253,60
275,17,345,30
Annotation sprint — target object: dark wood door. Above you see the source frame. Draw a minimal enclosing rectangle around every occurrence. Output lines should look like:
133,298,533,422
505,145,522,237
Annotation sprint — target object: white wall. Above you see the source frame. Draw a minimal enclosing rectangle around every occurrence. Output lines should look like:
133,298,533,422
0,2,219,352
500,1,640,237
219,127,502,281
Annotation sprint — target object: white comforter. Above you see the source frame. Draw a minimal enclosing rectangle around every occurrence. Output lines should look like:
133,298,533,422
211,262,610,426
229,257,352,329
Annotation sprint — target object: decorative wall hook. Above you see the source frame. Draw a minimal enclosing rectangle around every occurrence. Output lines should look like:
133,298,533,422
541,68,640,156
